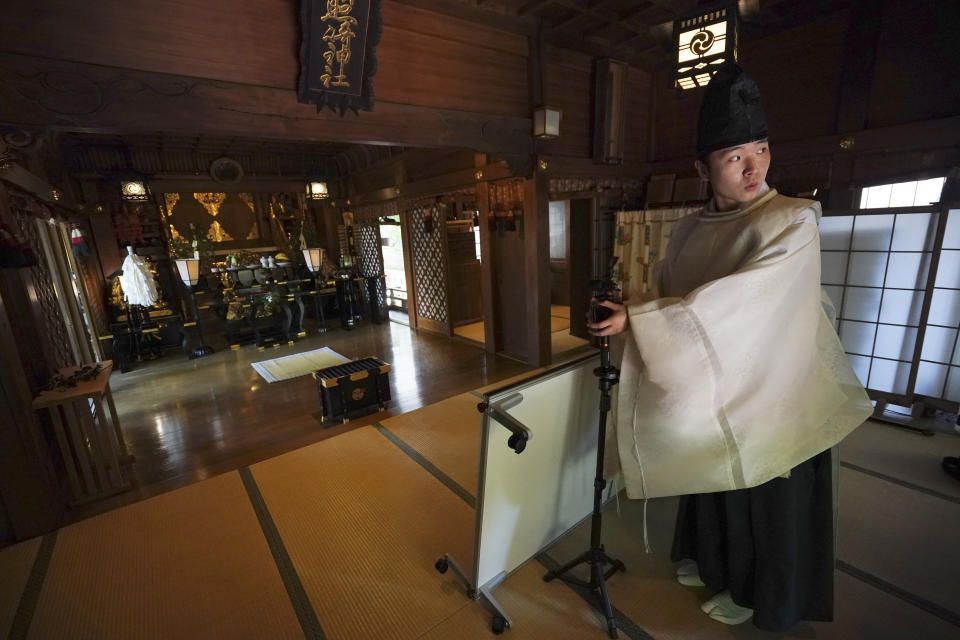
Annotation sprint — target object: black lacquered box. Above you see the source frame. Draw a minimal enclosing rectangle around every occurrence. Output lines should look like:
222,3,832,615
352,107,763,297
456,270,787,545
313,357,391,423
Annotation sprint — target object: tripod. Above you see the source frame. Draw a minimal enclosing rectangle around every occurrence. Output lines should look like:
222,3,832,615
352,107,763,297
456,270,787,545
543,333,625,638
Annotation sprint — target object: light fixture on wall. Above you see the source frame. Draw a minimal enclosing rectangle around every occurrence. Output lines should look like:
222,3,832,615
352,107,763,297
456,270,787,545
674,5,738,90
174,257,214,358
306,181,329,200
533,106,562,139
120,180,151,202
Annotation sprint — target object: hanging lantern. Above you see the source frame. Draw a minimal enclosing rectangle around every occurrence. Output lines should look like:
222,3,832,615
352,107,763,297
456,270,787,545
533,106,562,139
674,5,738,90
306,181,329,200
120,180,151,202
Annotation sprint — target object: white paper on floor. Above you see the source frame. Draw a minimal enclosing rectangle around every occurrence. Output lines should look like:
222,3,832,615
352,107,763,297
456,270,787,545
251,347,349,383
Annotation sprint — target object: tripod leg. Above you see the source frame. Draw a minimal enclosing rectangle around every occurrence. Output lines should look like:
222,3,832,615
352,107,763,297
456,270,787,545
543,550,591,582
595,570,618,639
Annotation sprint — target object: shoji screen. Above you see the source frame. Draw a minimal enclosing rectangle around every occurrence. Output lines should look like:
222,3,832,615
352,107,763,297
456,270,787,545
818,177,955,405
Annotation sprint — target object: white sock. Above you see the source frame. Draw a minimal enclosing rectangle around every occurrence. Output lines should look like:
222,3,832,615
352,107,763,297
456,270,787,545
701,591,753,625
676,561,706,587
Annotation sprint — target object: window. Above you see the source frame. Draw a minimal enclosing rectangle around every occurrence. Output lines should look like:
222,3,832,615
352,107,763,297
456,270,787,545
820,176,958,402
549,201,568,261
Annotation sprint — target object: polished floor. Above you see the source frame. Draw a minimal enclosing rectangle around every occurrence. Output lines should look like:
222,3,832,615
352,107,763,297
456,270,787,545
68,318,533,524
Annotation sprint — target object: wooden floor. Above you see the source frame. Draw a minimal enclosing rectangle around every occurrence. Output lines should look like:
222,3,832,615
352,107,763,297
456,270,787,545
65,319,532,525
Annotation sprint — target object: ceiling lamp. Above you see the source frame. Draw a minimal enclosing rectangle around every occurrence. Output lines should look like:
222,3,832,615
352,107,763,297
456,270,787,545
674,5,739,90
120,180,151,202
306,181,329,200
533,106,562,139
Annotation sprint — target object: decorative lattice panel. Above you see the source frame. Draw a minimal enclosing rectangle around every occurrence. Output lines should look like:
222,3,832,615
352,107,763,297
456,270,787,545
14,212,75,368
353,200,399,224
354,223,384,278
408,202,448,325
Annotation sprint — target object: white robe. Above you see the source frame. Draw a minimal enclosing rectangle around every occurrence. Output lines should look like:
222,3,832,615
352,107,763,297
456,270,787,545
613,188,872,499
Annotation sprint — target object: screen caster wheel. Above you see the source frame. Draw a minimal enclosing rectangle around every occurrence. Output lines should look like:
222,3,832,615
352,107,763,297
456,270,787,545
434,558,449,574
490,615,507,635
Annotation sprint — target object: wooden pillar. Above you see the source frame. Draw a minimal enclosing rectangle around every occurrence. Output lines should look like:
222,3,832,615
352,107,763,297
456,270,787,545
476,156,497,353
524,170,551,366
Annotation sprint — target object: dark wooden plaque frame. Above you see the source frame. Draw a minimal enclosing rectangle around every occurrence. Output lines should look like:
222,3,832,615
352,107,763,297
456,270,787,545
298,0,383,114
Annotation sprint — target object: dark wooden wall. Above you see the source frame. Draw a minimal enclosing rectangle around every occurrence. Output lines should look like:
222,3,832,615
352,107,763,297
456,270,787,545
649,0,960,202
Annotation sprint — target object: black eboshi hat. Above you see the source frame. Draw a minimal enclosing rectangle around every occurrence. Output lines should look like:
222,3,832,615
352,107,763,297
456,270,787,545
696,62,768,156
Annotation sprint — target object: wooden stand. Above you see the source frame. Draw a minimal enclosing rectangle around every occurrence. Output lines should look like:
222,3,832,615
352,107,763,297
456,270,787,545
33,362,133,505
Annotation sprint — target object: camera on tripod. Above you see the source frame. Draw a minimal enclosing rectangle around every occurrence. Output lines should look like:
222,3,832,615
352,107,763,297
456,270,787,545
589,269,621,325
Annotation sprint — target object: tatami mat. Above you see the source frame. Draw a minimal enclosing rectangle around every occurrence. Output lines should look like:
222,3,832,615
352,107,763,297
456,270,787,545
840,420,960,499
420,562,611,639
0,537,40,638
473,368,545,395
454,321,485,344
551,305,571,319
250,427,476,640
27,472,303,639
552,331,591,355
546,492,960,639
379,392,484,496
550,316,571,332
837,467,960,617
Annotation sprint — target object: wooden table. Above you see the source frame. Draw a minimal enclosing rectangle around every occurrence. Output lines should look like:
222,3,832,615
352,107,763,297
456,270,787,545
33,362,133,505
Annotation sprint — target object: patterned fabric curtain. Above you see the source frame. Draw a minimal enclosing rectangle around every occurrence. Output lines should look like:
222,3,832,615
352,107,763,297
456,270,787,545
612,207,698,303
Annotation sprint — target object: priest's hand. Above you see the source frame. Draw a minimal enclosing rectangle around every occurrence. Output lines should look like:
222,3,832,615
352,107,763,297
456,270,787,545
587,300,627,336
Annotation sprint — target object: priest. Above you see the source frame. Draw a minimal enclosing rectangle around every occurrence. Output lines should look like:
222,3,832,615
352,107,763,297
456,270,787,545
587,63,872,630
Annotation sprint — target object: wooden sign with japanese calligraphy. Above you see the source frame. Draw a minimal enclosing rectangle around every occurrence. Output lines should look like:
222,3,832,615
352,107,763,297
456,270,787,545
298,0,382,113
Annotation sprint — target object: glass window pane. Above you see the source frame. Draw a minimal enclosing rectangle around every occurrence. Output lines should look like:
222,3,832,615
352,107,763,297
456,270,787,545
847,252,887,287
915,362,948,398
929,288,960,327
944,210,960,250
892,212,937,251
840,320,876,356
944,367,960,402
914,177,945,206
851,214,894,250
847,354,871,387
843,287,882,322
548,201,566,260
818,216,853,250
864,185,892,209
921,325,957,363
935,250,960,288
874,323,918,361
889,181,919,207
878,289,924,325
821,252,848,285
885,252,930,290
868,358,910,394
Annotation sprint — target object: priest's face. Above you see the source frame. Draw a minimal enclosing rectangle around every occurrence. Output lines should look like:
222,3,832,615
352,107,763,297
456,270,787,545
696,139,771,211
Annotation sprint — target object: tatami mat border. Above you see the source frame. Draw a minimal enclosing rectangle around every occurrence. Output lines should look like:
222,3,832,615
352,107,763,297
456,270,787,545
373,423,475,508
837,560,960,628
6,531,57,640
239,468,326,640
840,461,960,506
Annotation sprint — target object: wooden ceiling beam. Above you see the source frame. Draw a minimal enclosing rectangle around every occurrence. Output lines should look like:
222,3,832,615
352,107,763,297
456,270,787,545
517,0,553,17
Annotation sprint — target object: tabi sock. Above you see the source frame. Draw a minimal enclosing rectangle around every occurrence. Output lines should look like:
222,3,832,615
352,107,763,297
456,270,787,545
676,561,706,587
700,590,753,625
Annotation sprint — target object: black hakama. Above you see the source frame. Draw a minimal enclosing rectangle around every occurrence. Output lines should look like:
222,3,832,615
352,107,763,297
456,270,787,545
671,448,834,631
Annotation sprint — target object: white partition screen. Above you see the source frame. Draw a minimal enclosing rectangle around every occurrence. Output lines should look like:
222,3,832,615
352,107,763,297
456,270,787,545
471,353,607,590
819,176,960,407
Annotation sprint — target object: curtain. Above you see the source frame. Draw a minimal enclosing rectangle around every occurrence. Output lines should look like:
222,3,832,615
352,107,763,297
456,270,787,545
612,207,698,303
